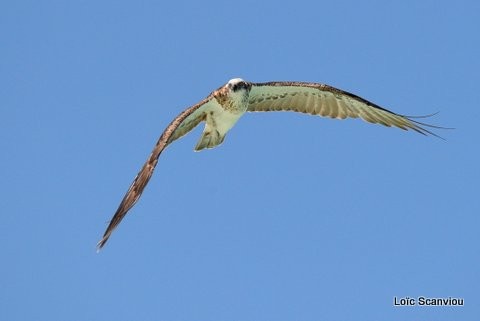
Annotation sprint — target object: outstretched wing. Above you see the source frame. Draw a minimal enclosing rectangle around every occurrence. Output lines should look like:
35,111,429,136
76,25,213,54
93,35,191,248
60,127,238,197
248,81,439,136
97,96,216,250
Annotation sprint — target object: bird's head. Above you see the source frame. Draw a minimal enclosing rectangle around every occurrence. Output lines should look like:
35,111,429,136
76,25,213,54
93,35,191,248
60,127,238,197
226,78,252,93
212,78,252,109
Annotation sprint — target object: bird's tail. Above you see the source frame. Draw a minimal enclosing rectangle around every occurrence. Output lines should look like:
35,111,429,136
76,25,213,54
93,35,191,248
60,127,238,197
194,129,225,151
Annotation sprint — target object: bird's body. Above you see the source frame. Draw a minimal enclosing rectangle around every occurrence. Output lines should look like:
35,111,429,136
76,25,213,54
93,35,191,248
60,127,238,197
97,78,441,249
190,78,251,150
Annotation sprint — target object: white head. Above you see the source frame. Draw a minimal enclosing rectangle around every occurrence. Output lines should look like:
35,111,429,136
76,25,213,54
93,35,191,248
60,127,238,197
226,78,252,93
228,78,245,85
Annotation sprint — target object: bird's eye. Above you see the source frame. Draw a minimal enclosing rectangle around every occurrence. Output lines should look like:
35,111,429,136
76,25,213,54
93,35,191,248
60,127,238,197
232,82,244,92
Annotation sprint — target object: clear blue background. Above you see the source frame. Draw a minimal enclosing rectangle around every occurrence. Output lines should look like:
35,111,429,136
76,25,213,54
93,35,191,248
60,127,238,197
1,0,478,320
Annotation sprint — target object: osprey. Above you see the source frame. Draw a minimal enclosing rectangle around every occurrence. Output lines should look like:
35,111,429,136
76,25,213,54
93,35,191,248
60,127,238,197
97,78,441,249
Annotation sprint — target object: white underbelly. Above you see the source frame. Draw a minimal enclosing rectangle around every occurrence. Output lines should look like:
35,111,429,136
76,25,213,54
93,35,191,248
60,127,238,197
209,103,245,135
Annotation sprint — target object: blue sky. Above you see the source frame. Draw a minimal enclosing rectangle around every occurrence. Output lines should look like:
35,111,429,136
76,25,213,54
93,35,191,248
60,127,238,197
1,0,479,320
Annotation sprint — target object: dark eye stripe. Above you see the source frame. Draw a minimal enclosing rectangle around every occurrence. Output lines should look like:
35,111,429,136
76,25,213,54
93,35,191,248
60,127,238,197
232,81,251,92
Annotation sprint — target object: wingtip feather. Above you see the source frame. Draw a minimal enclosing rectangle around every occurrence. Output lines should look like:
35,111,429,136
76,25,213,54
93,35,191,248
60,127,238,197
96,237,108,252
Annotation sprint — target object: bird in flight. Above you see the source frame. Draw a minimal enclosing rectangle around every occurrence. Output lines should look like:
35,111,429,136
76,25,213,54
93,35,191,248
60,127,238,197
97,78,441,250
